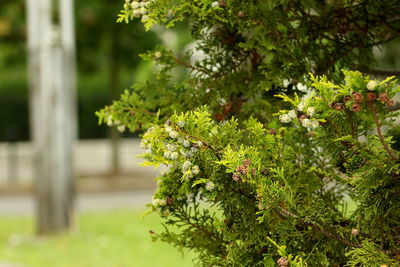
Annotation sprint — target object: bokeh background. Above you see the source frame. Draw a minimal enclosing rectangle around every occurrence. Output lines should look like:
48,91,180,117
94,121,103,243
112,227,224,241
0,1,195,266
0,1,400,266
0,0,192,187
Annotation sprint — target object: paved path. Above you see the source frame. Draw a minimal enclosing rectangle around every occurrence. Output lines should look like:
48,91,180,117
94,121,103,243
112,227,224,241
0,190,154,216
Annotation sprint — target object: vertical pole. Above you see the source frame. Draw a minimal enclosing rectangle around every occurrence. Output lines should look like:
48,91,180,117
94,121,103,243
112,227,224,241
26,0,76,234
109,30,121,175
110,129,121,175
6,127,18,185
6,142,18,185
58,0,77,230
27,0,53,234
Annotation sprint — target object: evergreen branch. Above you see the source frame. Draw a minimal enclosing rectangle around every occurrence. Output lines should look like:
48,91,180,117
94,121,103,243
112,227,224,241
365,69,400,77
173,126,223,161
208,54,249,81
386,248,400,256
388,17,400,23
275,208,362,248
378,216,386,249
388,102,400,111
369,103,398,160
174,57,204,73
381,19,400,34
370,33,400,46
173,126,213,150
174,56,228,79
174,53,249,81
122,107,156,115
175,206,227,246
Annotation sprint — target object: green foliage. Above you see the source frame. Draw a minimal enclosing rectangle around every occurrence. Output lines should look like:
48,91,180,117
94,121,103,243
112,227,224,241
346,241,395,267
98,0,400,265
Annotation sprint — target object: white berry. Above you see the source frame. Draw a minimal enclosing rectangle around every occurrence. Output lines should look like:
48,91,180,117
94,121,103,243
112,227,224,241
367,80,378,91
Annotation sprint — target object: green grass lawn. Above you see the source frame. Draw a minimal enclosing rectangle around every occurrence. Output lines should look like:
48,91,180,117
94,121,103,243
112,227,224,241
0,209,195,267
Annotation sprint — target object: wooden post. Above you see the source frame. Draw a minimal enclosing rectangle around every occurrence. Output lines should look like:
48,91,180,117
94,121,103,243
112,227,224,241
6,126,19,185
26,0,77,234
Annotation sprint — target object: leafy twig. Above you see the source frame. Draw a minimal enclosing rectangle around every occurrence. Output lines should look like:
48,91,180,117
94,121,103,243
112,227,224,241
365,69,400,77
275,208,363,248
175,206,227,245
369,103,398,160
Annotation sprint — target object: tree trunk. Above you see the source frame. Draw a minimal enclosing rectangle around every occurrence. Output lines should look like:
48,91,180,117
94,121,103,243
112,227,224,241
109,28,121,175
26,0,77,235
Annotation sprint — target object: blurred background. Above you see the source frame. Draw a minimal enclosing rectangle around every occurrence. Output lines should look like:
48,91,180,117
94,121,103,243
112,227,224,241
0,0,399,266
0,0,192,189
0,0,194,266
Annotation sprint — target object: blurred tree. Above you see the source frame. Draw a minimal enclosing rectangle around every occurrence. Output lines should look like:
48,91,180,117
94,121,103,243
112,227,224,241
0,0,163,234
27,0,76,234
0,0,25,63
0,1,28,141
0,0,162,143
1,0,163,177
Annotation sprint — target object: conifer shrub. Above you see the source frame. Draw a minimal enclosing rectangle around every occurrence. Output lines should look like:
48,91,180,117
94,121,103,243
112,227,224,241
97,1,400,265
